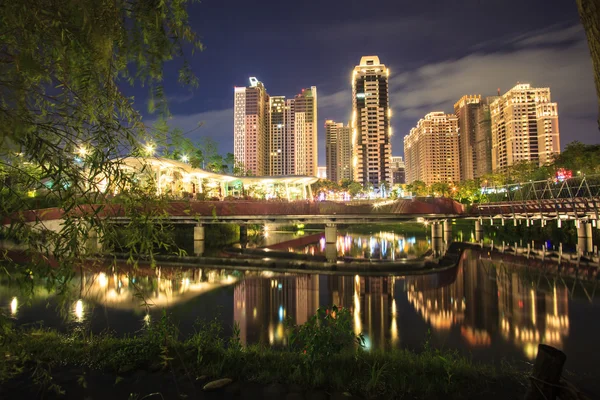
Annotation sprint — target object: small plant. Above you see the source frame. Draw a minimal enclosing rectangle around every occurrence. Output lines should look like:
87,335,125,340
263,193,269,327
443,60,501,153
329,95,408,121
288,305,363,366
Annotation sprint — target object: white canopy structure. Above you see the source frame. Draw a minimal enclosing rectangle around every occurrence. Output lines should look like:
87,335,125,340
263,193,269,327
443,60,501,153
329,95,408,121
119,157,318,200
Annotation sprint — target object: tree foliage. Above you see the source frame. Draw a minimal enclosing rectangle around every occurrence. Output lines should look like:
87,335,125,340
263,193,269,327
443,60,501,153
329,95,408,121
0,0,202,276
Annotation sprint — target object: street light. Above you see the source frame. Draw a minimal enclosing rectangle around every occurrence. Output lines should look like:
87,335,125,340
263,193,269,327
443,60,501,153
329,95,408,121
76,146,88,157
144,143,155,156
180,155,189,163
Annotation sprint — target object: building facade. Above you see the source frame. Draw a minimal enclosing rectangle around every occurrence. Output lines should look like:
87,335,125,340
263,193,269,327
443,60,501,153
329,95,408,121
234,77,270,176
491,83,560,171
474,96,498,178
235,79,318,177
454,95,481,181
325,120,352,183
403,112,460,185
352,56,392,188
390,156,405,185
293,87,318,176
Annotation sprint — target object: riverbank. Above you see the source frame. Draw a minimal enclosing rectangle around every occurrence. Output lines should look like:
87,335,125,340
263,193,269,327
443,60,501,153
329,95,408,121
0,322,527,400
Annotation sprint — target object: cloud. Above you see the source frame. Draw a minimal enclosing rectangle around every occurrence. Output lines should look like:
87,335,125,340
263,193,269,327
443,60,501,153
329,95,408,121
163,108,234,154
167,92,195,104
389,24,597,153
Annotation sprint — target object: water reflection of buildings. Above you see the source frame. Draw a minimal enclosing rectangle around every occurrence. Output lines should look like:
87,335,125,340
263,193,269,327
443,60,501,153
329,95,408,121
299,232,427,260
233,274,399,349
233,275,319,346
405,250,570,359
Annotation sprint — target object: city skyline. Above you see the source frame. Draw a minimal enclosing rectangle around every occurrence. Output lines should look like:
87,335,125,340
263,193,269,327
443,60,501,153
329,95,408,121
144,0,596,166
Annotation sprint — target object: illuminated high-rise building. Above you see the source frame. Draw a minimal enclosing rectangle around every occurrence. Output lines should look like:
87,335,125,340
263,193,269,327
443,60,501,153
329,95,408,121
352,56,392,188
474,96,498,178
491,83,560,171
325,120,352,183
454,95,481,181
269,96,287,176
293,87,318,176
390,156,405,185
234,77,270,176
236,79,318,177
403,112,460,185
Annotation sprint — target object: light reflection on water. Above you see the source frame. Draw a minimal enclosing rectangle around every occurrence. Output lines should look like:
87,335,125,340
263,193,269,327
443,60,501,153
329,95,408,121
295,231,429,260
1,248,599,392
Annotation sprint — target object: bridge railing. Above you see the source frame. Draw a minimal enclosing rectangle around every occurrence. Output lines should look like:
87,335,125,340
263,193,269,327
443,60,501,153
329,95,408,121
481,175,600,203
473,175,600,219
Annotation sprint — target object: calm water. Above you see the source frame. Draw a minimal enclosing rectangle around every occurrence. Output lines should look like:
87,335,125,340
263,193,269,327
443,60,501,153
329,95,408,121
2,226,600,394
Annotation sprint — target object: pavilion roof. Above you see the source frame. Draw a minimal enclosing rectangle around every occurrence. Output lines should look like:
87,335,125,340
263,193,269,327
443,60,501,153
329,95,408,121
120,157,318,185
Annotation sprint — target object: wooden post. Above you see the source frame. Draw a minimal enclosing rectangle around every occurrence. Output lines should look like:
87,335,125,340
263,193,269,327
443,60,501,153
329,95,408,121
525,344,566,400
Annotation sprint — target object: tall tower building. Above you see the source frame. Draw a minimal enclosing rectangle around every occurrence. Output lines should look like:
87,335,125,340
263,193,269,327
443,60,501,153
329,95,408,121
325,120,352,183
293,87,318,176
473,96,498,178
325,120,340,182
234,77,270,176
352,56,392,188
235,80,318,177
403,112,460,185
269,96,286,176
454,95,481,181
491,83,560,171
390,156,405,185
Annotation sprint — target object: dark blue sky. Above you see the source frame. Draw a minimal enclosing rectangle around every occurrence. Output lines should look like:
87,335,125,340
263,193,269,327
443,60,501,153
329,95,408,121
138,0,597,164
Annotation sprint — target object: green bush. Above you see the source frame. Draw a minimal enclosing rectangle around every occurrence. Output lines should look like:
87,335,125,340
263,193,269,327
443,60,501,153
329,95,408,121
287,305,364,366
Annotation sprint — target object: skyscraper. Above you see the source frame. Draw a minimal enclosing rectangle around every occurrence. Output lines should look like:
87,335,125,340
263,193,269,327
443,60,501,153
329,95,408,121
325,120,352,183
234,77,269,176
352,56,392,188
403,112,460,185
235,80,318,177
474,96,498,178
269,96,287,176
454,95,481,181
491,83,560,171
293,87,318,176
390,156,405,185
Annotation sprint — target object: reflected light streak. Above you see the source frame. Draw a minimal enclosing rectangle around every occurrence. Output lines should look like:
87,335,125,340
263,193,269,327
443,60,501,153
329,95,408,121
10,297,17,316
75,300,84,322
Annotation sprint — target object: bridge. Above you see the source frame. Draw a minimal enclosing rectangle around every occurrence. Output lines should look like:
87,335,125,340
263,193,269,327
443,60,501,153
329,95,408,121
471,175,600,222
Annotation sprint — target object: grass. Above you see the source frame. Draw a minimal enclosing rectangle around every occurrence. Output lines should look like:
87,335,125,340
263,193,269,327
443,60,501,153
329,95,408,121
0,315,528,399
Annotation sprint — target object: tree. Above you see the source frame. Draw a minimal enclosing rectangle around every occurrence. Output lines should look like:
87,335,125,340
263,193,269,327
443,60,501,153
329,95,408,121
576,0,600,129
430,182,451,197
406,181,428,197
0,1,202,278
347,182,362,198
224,153,236,174
552,141,600,175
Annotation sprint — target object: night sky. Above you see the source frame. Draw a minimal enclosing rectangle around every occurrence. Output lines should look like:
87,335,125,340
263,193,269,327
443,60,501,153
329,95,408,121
138,0,597,164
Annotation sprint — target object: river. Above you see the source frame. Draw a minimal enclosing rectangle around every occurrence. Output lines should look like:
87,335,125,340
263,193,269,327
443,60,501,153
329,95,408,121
1,222,599,395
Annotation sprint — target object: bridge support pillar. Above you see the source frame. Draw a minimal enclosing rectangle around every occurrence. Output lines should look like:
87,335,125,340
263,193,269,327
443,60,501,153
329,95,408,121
239,224,248,250
325,243,337,264
85,228,103,254
194,224,205,256
443,220,452,245
577,222,588,255
325,224,337,244
431,222,443,257
475,219,483,242
586,221,594,254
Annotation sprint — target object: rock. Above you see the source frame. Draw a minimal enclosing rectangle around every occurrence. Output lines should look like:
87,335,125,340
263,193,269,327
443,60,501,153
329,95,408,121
196,375,208,382
203,378,233,391
264,382,288,399
286,393,304,400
